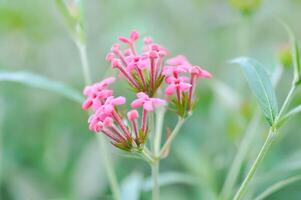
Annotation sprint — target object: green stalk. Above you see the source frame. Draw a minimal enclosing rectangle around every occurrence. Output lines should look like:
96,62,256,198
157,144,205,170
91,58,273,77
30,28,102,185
159,118,186,158
233,129,276,200
76,40,120,200
150,107,166,200
152,161,160,200
233,82,297,200
76,42,92,85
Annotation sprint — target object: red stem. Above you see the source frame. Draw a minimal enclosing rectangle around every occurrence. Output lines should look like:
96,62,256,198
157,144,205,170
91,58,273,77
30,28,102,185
150,58,156,90
141,109,148,133
112,111,132,140
188,75,196,110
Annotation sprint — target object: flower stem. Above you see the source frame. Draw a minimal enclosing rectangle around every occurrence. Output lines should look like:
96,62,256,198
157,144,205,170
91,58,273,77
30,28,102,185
233,129,276,200
152,161,160,200
159,118,185,157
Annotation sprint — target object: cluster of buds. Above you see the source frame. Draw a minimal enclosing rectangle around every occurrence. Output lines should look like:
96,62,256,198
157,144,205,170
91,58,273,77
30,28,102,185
83,31,211,151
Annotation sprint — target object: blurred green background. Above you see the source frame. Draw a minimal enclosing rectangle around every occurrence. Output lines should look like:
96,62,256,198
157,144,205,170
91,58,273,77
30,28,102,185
1,0,301,199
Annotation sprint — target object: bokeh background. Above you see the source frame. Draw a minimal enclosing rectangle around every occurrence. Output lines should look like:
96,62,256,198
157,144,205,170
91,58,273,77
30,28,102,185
1,0,301,199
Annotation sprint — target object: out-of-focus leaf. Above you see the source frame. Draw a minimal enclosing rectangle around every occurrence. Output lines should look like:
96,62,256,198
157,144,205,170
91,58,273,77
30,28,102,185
120,172,143,200
254,175,301,200
231,57,278,126
142,172,198,191
278,19,301,85
0,71,83,103
276,105,301,128
211,80,242,111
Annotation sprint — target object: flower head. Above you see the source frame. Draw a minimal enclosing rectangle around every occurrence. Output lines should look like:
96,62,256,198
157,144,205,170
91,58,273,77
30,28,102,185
82,30,212,151
131,92,166,111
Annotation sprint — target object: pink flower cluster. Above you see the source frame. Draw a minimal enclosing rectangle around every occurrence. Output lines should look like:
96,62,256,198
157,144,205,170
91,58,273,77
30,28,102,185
82,31,211,150
82,77,166,150
163,55,212,114
106,30,168,96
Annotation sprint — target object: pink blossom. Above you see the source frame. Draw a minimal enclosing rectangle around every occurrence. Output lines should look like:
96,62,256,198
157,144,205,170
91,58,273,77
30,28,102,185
165,77,192,96
127,110,139,121
131,92,166,111
190,65,212,78
118,30,139,44
166,55,190,66
82,77,116,110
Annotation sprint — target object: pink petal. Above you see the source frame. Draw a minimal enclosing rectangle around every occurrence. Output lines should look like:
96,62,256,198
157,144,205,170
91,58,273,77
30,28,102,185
137,92,148,99
111,96,126,105
144,37,153,44
179,82,192,92
165,84,177,95
103,117,113,127
144,101,153,111
82,99,92,110
127,110,139,121
151,98,167,106
167,55,189,65
131,98,144,108
130,31,139,41
118,36,131,44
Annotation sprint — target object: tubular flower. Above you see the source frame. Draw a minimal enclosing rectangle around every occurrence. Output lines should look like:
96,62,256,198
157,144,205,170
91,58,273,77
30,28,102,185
82,30,212,151
106,31,168,97
163,55,212,117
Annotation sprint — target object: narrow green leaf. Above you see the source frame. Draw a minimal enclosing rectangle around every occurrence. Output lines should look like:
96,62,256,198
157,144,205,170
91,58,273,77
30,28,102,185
254,175,301,200
0,71,83,103
278,19,301,85
231,57,278,126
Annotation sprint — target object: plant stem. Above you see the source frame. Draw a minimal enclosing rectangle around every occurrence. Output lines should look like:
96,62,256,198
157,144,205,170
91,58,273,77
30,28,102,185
276,85,296,120
159,118,185,157
98,135,121,200
150,107,165,200
220,111,260,199
76,41,92,85
233,129,276,200
154,107,166,155
76,41,120,200
152,161,160,200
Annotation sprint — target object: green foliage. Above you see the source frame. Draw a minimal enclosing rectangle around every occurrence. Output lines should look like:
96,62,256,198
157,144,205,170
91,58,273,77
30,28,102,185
0,70,83,103
278,19,301,85
231,57,279,126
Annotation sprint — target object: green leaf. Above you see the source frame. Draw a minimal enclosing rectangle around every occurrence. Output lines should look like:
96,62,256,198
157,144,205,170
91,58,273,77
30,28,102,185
120,172,143,200
0,71,83,103
254,175,301,200
142,172,198,191
278,19,301,85
276,105,301,128
231,57,278,126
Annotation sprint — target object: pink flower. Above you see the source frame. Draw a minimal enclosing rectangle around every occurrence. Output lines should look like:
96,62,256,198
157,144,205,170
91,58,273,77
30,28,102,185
118,30,140,44
127,110,139,121
82,77,116,110
165,77,192,96
166,55,190,66
131,92,166,111
190,65,212,78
